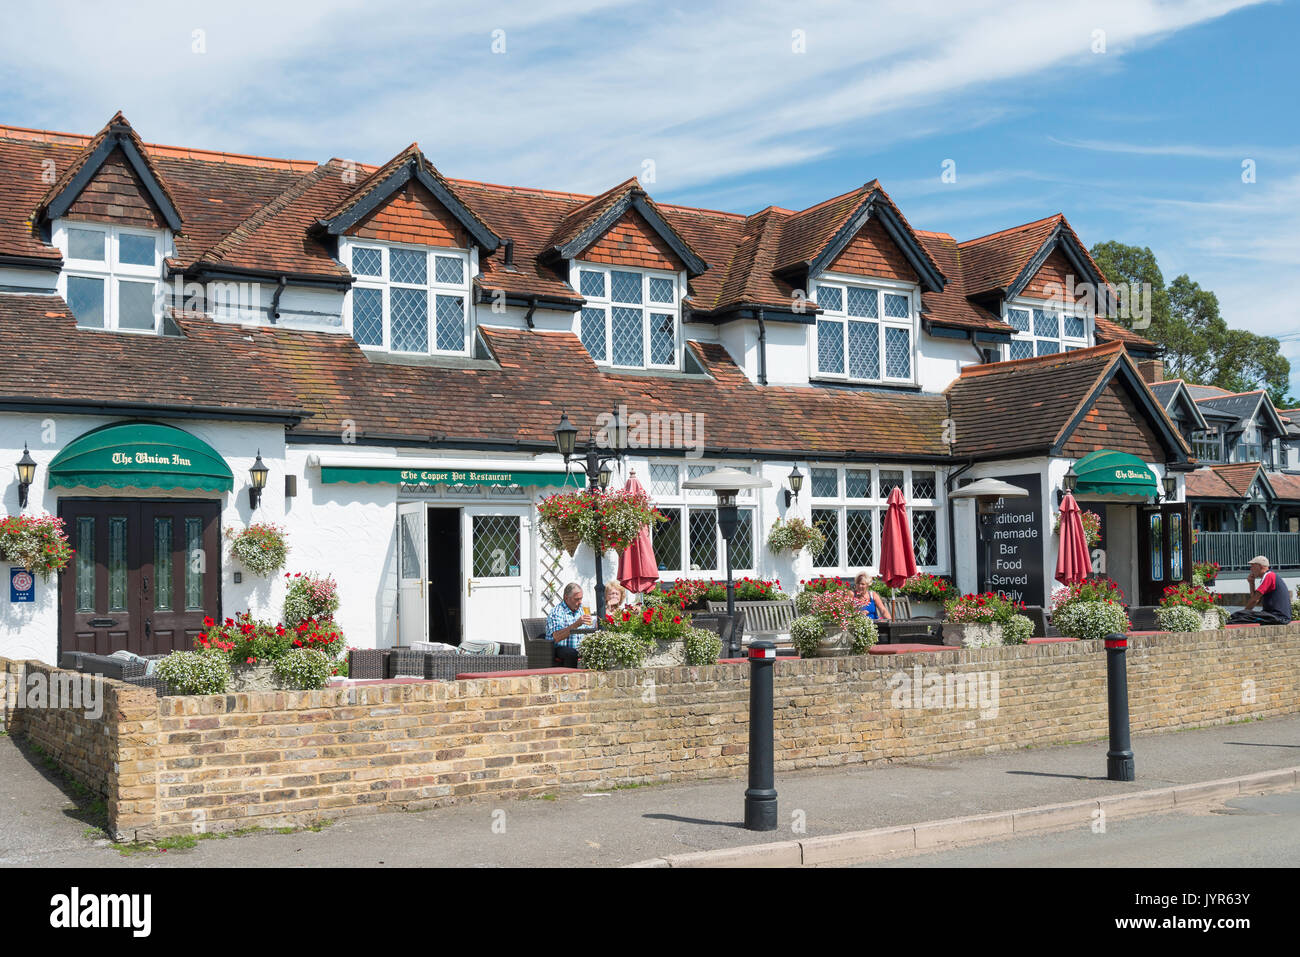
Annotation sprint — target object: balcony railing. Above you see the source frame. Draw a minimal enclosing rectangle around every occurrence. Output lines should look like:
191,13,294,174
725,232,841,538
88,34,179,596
1194,531,1300,570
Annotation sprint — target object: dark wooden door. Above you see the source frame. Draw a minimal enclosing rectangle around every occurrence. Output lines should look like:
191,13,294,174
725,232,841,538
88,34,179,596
1137,503,1191,605
59,500,220,656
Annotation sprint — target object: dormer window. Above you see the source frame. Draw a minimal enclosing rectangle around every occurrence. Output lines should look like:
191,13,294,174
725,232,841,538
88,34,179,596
344,241,472,354
577,265,680,369
812,278,915,384
1005,302,1089,359
55,221,166,333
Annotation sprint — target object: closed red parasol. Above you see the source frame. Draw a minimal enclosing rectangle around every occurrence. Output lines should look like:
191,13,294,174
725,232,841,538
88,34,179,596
617,471,660,594
1055,492,1092,585
878,486,918,588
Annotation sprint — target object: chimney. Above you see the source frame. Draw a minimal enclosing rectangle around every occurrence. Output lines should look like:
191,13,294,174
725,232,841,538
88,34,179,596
1138,358,1165,384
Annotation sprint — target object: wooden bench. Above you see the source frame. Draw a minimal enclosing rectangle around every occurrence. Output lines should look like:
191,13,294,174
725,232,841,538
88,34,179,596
869,643,959,655
706,599,797,645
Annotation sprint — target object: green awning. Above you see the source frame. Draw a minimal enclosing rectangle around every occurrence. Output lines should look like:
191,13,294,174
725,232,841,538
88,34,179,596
1071,448,1158,497
321,465,573,487
48,422,234,492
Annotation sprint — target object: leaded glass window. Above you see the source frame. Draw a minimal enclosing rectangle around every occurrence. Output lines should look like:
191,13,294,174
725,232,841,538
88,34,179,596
472,515,521,577
348,243,472,354
814,279,913,382
577,264,679,368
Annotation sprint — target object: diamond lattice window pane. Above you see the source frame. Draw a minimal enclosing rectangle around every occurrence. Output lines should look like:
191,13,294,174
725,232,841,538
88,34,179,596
816,285,843,313
352,287,383,346
67,276,105,328
649,277,674,303
688,509,717,571
846,508,874,567
1008,308,1031,332
811,508,840,568
649,463,678,496
390,248,427,285
580,307,607,361
848,320,879,379
434,256,464,285
687,464,712,497
68,228,105,262
1009,339,1034,360
1063,314,1085,338
119,233,155,267
353,247,382,277
611,306,643,365
390,286,428,352
472,515,520,577
1036,339,1060,356
580,270,606,298
811,467,838,498
649,312,675,364
846,469,872,498
847,286,878,318
731,509,754,570
885,327,911,378
1033,309,1059,338
817,319,844,374
879,469,904,497
653,507,682,571
434,295,464,351
883,293,909,319
911,470,937,499
912,510,938,565
610,270,642,304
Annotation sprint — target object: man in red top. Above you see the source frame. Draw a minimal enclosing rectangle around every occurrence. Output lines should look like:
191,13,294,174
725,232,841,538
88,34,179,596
1227,556,1293,625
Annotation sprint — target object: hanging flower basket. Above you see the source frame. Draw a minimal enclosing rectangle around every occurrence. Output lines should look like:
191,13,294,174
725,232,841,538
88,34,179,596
537,488,664,556
226,523,289,576
0,513,73,581
557,525,581,556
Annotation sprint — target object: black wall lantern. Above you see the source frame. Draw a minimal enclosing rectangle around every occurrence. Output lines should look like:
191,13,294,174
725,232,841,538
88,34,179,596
1160,473,1178,502
783,465,804,508
1056,462,1078,506
16,444,36,508
248,451,269,510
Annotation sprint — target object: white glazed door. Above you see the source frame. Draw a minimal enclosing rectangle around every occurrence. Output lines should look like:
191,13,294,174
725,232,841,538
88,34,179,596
462,507,530,646
397,502,428,646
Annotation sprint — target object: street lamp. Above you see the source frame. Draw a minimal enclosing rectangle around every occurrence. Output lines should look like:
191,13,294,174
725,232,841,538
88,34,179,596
682,466,773,656
783,464,803,508
248,451,269,510
16,444,36,508
553,411,624,620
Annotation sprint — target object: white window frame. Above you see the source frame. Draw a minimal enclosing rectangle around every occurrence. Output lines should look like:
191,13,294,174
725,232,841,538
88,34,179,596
1003,298,1091,360
574,262,683,371
806,464,943,573
811,273,918,385
646,461,756,575
342,239,475,355
54,219,169,334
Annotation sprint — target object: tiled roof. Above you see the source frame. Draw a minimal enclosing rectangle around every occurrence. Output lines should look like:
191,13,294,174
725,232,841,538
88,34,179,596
1185,462,1265,499
0,294,305,415
945,341,1127,457
915,232,1005,333
1268,471,1300,501
957,214,1062,294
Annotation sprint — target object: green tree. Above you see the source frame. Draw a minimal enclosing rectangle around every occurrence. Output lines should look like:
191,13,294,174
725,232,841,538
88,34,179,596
1090,241,1295,405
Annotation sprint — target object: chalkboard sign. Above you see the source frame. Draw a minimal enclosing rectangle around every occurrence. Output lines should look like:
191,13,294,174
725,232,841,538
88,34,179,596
975,472,1045,607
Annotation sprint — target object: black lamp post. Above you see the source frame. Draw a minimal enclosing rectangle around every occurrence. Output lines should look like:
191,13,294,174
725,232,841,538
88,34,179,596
682,467,772,656
783,465,803,508
553,411,623,621
248,451,269,510
16,444,36,508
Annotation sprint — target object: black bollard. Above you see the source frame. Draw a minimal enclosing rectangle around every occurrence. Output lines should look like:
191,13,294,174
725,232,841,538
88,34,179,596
1104,632,1135,781
744,639,778,830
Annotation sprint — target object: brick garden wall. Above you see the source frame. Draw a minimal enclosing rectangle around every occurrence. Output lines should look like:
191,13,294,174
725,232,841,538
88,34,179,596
3,624,1298,841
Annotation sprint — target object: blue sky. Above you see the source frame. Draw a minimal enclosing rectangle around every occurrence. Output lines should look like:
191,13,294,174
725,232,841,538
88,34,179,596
2,0,1296,393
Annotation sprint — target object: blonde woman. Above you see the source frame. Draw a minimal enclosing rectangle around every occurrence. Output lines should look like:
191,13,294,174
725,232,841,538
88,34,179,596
853,573,892,622
604,582,626,616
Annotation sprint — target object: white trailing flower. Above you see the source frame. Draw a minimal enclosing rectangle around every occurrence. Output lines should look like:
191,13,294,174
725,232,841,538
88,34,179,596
1053,600,1130,642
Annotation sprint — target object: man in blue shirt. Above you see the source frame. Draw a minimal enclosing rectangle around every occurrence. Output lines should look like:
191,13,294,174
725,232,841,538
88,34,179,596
546,582,592,667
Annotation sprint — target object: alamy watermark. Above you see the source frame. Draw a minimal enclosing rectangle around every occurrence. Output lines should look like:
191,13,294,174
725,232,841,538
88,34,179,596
886,665,999,719
595,403,705,459
4,666,103,720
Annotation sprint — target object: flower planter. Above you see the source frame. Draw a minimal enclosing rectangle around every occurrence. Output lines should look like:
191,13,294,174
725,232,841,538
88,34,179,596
228,662,292,693
942,622,1004,648
809,622,855,657
1200,609,1226,631
643,639,687,668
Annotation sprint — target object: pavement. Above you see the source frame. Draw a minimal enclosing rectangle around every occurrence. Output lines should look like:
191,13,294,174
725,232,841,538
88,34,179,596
1,714,1298,868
